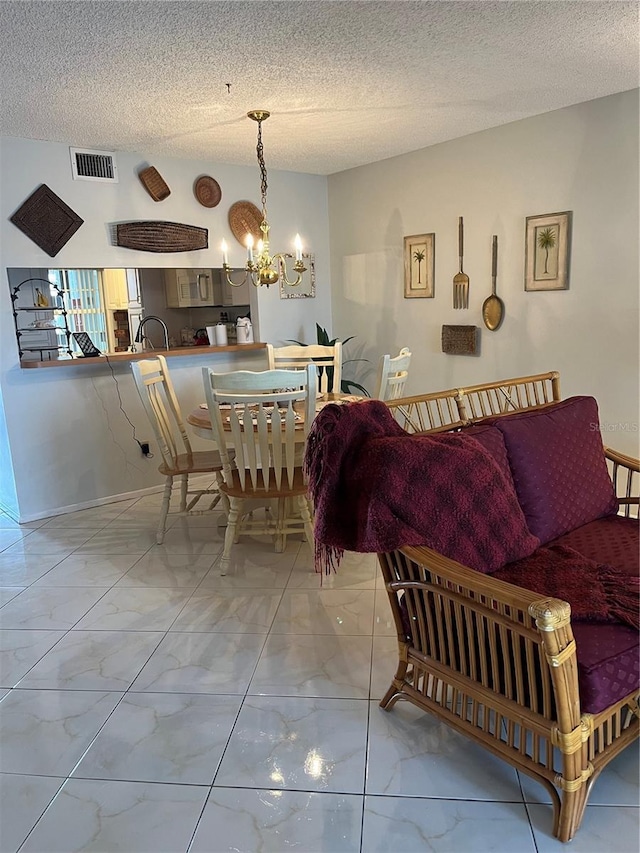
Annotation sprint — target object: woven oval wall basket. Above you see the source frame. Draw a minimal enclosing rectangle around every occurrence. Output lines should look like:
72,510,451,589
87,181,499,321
138,166,171,201
116,221,208,252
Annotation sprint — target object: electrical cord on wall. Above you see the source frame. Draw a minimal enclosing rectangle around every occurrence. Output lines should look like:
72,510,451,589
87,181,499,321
89,372,145,477
104,354,154,458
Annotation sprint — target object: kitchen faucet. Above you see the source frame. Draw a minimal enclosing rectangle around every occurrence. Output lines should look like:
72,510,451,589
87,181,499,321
133,316,170,352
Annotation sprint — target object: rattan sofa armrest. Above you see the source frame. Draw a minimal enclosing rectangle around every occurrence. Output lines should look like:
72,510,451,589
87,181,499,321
605,446,639,513
379,541,638,845
605,446,640,472
392,544,581,726
399,544,547,610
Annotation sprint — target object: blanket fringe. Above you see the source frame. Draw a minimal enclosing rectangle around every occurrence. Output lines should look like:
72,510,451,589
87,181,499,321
494,545,639,631
315,541,344,578
304,403,343,506
599,568,640,631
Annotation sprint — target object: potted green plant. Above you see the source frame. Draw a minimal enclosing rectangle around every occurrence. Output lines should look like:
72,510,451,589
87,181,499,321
290,323,369,396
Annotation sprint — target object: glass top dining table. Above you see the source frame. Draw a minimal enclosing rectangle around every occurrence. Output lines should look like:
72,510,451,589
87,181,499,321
186,393,365,440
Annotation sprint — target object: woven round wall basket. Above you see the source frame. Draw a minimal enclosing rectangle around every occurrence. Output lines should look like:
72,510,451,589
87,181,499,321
194,175,222,208
228,200,263,246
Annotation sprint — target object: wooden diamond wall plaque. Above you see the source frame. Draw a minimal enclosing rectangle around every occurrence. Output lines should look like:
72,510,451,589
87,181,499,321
10,184,84,257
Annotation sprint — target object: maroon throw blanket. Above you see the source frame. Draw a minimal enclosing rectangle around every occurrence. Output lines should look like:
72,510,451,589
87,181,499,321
492,544,639,630
304,400,540,575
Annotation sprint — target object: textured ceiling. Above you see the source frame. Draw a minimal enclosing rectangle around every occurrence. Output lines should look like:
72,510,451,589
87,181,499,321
1,1,638,175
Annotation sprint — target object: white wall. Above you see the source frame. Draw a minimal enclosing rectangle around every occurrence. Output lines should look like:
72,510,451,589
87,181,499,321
0,387,18,517
0,137,330,519
328,90,640,455
2,90,638,519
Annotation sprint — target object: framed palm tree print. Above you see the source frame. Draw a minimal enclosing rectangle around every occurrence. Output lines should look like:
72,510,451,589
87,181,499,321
525,211,572,291
404,233,435,298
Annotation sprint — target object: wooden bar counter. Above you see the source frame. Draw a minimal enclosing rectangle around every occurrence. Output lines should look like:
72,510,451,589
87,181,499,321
20,342,267,369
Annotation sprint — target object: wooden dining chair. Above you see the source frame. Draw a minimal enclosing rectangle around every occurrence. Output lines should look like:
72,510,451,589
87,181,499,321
202,364,317,575
131,355,225,543
266,342,342,394
374,347,412,401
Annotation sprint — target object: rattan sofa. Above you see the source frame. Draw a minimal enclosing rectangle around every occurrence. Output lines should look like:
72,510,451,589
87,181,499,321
378,371,639,843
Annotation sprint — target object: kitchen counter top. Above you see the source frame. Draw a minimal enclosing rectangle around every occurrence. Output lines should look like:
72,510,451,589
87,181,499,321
20,342,267,369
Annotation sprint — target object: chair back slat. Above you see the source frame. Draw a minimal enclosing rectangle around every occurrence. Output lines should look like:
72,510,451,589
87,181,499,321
285,407,297,485
375,347,412,401
268,410,282,490
148,383,179,462
227,408,249,488
266,343,342,394
256,406,273,488
131,355,192,470
202,365,317,493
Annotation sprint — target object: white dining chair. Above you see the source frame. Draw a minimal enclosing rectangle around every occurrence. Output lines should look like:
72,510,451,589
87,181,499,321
266,342,342,394
202,364,317,575
374,347,412,401
131,355,225,543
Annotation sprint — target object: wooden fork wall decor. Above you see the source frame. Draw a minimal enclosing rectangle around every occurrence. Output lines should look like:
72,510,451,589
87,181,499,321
453,216,470,309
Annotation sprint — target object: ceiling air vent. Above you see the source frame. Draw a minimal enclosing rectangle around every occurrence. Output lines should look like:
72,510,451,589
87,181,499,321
70,147,118,182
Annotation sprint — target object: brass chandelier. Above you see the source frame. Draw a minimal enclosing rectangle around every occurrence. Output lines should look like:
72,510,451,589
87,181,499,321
222,110,306,288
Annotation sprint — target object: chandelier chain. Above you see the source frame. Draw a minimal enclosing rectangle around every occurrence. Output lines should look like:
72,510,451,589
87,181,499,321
222,110,306,288
256,120,268,213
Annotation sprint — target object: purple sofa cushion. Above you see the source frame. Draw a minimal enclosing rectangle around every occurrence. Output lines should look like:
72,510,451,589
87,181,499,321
458,424,513,485
551,515,638,576
554,515,639,712
572,622,639,714
494,397,618,543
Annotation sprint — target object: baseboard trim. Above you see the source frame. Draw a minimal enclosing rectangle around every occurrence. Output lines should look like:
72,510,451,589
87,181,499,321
5,485,165,524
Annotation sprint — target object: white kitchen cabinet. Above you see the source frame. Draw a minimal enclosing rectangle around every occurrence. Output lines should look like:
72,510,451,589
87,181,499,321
128,306,143,346
164,268,250,308
213,268,250,306
102,269,129,310
165,269,215,308
126,268,142,307
223,274,251,306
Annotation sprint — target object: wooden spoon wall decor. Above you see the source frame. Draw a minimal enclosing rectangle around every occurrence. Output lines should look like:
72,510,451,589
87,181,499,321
482,235,505,331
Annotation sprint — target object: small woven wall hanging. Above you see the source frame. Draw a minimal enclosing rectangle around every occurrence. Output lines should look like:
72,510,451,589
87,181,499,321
441,325,479,355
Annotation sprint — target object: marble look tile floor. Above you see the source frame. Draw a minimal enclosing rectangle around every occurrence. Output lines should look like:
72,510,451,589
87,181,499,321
0,496,638,852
